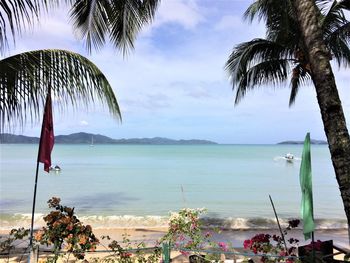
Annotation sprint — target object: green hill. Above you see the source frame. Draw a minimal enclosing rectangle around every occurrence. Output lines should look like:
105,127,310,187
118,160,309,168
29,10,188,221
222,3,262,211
0,133,217,145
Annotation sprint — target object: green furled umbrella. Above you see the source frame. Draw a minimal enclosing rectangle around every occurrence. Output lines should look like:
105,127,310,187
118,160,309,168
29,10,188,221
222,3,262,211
299,132,315,240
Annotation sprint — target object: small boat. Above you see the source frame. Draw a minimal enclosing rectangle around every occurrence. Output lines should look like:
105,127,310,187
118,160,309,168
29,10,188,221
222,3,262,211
49,165,61,172
284,153,294,162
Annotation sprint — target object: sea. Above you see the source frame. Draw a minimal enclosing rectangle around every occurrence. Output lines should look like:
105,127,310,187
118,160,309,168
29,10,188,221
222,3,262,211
0,144,347,231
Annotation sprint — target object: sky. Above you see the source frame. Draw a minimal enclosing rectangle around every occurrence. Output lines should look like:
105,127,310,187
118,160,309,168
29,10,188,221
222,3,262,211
4,0,350,144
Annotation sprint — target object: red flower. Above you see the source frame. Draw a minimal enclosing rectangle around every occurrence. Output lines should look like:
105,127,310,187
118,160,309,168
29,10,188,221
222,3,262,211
121,252,132,258
243,239,252,249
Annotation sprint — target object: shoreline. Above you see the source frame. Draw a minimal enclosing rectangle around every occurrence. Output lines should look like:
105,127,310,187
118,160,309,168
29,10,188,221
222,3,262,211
1,227,348,247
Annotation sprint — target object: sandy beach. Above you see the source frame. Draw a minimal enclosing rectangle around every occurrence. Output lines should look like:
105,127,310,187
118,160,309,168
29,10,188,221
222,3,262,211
1,226,348,262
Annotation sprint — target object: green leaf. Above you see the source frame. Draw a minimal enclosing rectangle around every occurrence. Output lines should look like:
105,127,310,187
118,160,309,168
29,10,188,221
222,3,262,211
0,49,121,132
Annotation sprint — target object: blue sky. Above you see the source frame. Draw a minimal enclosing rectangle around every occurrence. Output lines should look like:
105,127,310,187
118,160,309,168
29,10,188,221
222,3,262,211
5,0,350,144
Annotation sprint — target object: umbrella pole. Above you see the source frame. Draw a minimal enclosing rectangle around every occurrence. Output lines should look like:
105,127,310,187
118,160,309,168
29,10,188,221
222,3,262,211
28,160,40,262
311,232,315,263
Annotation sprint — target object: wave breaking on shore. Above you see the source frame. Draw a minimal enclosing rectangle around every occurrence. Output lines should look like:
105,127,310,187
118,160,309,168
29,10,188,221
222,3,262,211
0,214,347,230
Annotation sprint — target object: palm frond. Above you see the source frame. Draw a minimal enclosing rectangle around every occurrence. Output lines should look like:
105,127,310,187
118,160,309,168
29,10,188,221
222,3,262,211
328,30,350,67
321,0,347,32
322,2,350,67
0,0,61,55
338,0,350,11
108,0,144,55
243,0,265,23
243,0,297,44
233,59,290,104
0,49,121,132
70,0,110,53
289,65,312,106
70,0,160,55
225,38,292,84
232,0,349,106
1,0,37,54
140,0,159,22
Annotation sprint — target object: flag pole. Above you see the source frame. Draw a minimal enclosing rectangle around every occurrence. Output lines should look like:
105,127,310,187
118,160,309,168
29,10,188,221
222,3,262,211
269,195,288,254
311,232,315,263
28,153,41,257
28,87,53,261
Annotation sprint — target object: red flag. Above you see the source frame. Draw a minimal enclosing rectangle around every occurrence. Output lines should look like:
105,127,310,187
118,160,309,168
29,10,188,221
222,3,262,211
38,93,54,172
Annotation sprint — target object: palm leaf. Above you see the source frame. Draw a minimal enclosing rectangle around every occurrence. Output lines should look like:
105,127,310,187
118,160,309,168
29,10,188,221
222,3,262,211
321,1,350,67
328,32,350,67
0,0,61,55
225,38,292,84
243,0,297,44
230,0,349,107
0,49,121,132
108,0,144,55
338,0,350,11
289,65,312,106
70,0,160,55
234,59,290,104
70,0,110,53
321,0,347,32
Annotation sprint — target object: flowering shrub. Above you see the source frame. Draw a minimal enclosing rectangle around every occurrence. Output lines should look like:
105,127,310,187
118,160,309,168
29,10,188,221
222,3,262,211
160,208,209,252
243,219,300,263
159,208,230,261
91,234,161,263
1,198,162,263
34,197,99,262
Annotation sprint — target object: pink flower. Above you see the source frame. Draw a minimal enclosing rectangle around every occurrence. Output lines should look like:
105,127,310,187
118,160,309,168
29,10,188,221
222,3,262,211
218,242,228,252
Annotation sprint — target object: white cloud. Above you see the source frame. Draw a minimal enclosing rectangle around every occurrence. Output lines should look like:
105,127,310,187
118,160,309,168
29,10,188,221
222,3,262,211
153,0,204,30
80,120,89,126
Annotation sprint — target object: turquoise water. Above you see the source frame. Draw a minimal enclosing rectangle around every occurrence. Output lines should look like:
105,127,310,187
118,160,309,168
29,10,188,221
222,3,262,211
0,144,346,229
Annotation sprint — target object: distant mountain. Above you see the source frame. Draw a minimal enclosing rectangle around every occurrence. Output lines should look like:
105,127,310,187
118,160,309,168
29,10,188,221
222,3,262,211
0,134,40,143
0,132,217,145
55,132,115,144
277,139,327,145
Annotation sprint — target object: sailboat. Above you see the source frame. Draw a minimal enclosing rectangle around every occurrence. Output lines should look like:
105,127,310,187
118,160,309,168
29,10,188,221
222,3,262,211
90,136,94,147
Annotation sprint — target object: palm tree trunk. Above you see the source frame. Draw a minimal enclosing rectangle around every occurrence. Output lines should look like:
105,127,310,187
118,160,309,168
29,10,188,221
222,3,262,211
292,0,350,242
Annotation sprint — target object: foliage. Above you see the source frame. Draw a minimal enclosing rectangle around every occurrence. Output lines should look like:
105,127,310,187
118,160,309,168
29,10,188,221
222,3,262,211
34,197,99,262
159,208,231,261
0,49,121,133
160,208,209,251
69,0,160,55
90,234,161,263
0,198,161,263
1,1,123,133
0,0,47,55
243,219,300,263
0,228,29,262
225,0,350,105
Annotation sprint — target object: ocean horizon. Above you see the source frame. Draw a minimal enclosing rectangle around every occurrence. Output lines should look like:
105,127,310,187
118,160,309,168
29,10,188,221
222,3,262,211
0,144,346,230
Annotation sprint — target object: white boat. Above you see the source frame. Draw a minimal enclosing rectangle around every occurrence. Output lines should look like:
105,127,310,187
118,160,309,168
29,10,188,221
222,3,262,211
90,136,94,147
49,165,61,172
284,153,294,162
